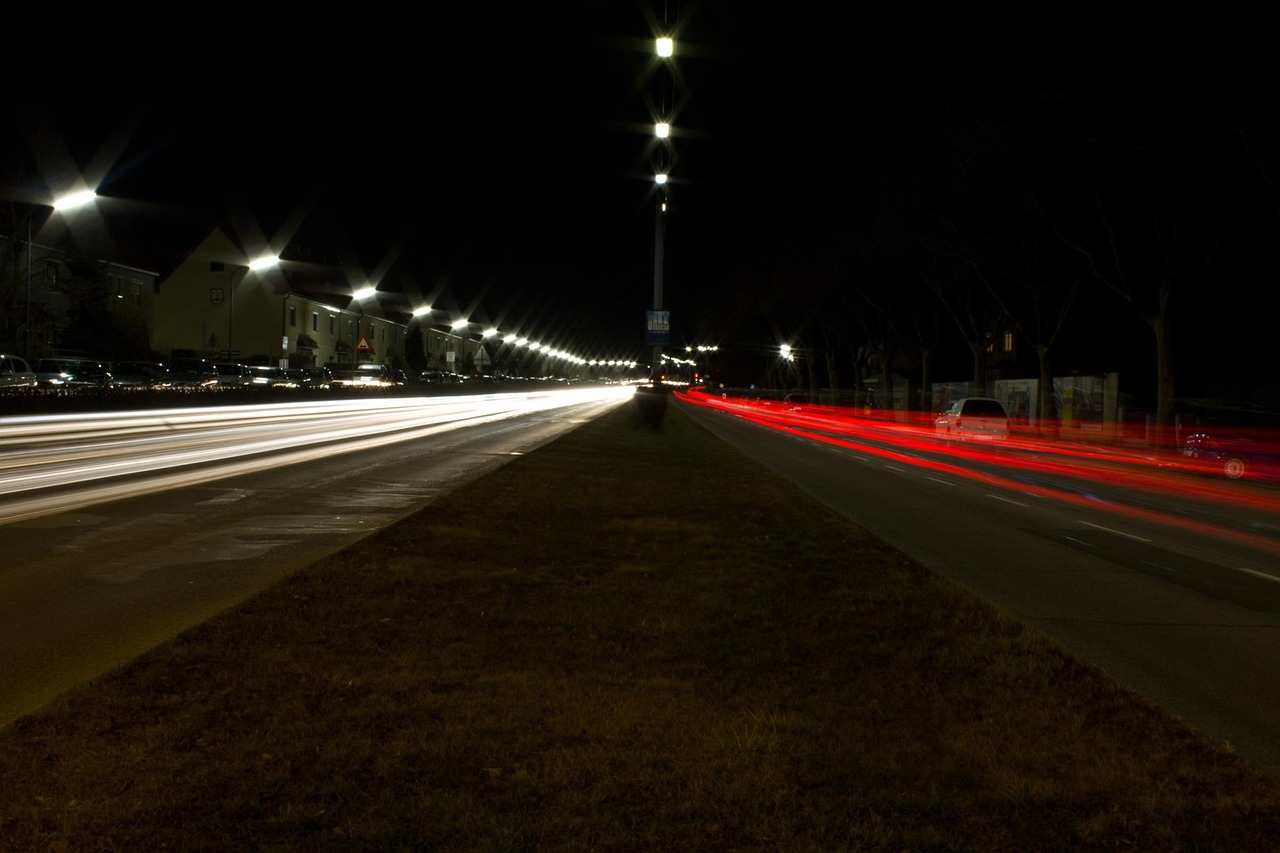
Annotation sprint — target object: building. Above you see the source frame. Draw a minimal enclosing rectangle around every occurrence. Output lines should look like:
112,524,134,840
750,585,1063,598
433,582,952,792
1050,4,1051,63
6,215,561,380
152,225,412,369
0,232,158,363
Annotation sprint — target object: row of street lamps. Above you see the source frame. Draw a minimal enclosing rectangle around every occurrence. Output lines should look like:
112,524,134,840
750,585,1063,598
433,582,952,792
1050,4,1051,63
368,288,641,377
6,189,633,375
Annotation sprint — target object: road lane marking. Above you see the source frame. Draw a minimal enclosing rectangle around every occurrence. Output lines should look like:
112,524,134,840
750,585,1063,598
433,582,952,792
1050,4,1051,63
1238,567,1280,584
1080,520,1151,542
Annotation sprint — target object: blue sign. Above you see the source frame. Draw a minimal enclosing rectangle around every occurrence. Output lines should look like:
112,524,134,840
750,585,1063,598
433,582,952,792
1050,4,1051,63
646,310,670,345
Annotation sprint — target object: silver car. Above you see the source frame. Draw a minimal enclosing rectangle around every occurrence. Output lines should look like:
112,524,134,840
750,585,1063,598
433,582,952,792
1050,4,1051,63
0,353,37,391
935,397,1009,440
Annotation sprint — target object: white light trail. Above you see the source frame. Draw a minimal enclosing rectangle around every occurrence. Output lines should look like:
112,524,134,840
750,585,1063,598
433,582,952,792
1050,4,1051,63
0,387,635,524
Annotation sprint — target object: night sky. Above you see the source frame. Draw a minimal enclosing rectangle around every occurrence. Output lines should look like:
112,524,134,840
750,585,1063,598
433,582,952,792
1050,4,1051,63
3,3,1277,396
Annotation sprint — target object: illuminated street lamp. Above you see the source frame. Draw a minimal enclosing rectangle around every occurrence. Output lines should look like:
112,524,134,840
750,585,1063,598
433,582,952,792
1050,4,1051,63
226,254,280,358
23,190,97,361
347,285,379,364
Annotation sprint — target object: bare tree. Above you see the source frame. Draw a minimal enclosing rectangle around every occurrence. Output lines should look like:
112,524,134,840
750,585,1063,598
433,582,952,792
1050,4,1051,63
1047,160,1222,441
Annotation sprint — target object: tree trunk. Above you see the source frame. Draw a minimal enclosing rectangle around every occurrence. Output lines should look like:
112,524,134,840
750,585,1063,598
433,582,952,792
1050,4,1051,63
825,349,840,405
881,354,894,414
851,346,867,409
1036,345,1056,438
919,347,931,413
1154,313,1175,450
971,346,986,397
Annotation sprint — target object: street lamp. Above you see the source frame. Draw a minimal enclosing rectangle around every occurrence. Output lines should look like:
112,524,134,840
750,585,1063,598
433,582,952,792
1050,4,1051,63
226,254,279,359
23,190,97,361
349,285,378,364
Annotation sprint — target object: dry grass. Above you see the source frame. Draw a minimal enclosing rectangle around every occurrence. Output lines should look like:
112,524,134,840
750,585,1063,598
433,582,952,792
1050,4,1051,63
2,396,1280,851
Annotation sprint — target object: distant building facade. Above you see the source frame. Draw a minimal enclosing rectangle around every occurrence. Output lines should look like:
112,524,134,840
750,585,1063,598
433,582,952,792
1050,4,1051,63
152,226,413,369
0,233,158,362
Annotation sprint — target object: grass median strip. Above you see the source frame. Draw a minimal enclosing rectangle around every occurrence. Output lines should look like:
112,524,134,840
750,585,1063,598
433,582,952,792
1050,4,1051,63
2,396,1280,850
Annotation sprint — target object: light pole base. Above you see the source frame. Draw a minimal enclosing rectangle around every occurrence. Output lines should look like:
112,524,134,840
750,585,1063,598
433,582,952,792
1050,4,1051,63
632,383,668,431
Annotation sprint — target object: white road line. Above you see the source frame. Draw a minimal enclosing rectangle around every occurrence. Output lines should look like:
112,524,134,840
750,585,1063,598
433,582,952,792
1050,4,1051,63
1079,520,1152,542
1237,567,1280,584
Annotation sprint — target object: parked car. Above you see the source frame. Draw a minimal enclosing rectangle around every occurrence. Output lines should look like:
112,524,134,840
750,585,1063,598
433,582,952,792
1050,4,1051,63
1180,416,1280,481
284,366,333,389
213,362,253,387
34,356,113,390
0,353,37,391
332,363,395,388
168,358,219,390
112,360,172,390
419,369,467,384
246,365,296,389
935,397,1010,440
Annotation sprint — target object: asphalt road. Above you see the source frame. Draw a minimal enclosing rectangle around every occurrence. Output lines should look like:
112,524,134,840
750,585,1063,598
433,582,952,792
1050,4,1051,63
676,395,1280,781
0,392,628,729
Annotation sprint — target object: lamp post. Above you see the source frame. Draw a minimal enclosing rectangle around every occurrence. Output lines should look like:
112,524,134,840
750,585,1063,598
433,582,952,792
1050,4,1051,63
350,285,377,365
651,175,667,385
226,254,279,359
22,190,97,361
649,33,674,386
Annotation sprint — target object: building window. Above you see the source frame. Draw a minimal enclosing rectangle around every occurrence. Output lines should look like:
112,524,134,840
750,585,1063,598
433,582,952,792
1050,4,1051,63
289,305,297,327
312,312,319,332
1004,331,1014,352
44,261,57,287
329,315,336,335
129,281,142,305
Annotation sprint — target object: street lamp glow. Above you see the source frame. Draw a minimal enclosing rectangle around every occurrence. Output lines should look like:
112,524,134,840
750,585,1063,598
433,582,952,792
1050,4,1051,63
451,319,470,332
53,190,97,211
780,344,794,361
482,328,499,338
656,36,673,57
654,173,668,185
655,121,670,139
412,305,432,318
352,285,377,301
249,254,280,272
503,333,518,344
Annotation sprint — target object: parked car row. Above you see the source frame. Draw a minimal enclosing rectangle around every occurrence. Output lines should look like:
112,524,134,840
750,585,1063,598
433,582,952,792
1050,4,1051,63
0,355,398,396
0,354,113,392
4,356,543,400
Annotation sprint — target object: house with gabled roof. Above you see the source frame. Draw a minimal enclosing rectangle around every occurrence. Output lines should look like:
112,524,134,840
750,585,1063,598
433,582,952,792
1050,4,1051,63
151,223,412,370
